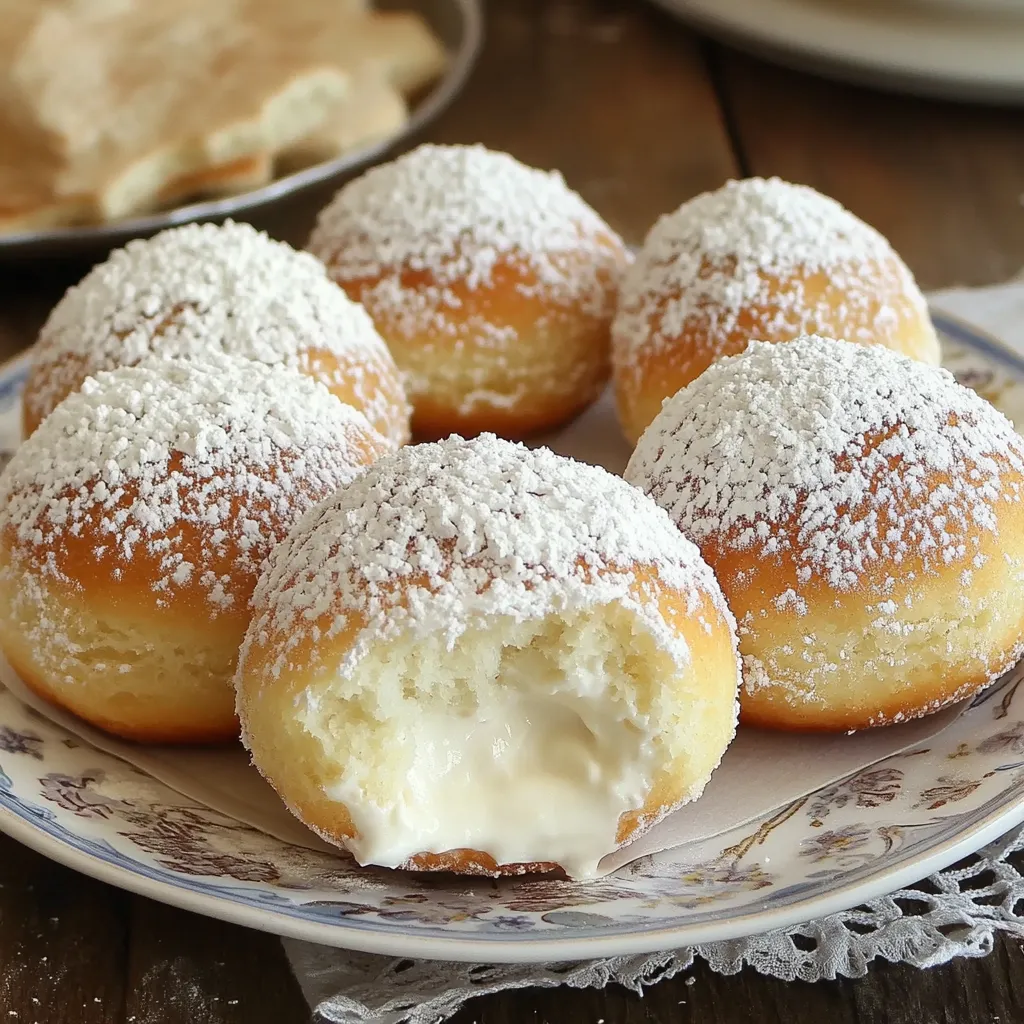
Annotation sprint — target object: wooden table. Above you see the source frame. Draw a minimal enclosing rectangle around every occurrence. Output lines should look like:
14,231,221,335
3,1,1024,1021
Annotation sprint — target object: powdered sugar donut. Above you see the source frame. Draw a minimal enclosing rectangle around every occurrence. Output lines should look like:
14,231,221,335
236,434,739,878
0,357,389,743
625,336,1024,732
612,178,941,444
23,221,411,447
308,144,629,440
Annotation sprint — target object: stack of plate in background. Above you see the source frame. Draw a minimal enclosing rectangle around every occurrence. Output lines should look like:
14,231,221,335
652,0,1024,105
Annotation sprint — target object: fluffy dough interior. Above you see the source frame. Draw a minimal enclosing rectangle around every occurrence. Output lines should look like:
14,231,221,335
253,602,727,876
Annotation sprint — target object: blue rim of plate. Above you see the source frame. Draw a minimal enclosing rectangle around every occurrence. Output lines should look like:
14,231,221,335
0,309,1023,962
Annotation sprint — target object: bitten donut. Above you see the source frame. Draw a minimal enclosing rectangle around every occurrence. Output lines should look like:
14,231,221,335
22,221,411,446
625,335,1024,732
0,357,388,743
612,177,941,444
236,434,739,878
308,143,629,440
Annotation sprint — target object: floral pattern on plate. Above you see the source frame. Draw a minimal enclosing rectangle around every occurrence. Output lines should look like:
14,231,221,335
1,313,1024,960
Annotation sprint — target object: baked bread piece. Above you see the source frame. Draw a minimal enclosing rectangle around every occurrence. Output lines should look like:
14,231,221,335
1,0,352,224
154,154,274,210
276,73,407,173
626,335,1024,731
612,177,941,444
0,0,448,232
237,434,740,878
246,2,447,96
0,356,389,743
309,144,630,440
23,221,411,447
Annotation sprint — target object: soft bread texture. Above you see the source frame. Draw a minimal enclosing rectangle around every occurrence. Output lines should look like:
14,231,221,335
85,67,348,223
309,144,629,439
236,435,740,877
22,222,411,447
216,4,447,175
240,587,738,877
154,153,274,208
0,357,388,743
1,0,352,225
0,1,445,231
612,178,941,444
276,73,407,173
249,5,447,97
626,336,1024,731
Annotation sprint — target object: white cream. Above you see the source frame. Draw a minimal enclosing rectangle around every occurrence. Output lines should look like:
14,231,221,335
325,651,657,879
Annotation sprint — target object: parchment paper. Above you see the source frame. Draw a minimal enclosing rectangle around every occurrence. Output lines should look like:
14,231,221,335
0,655,961,874
0,379,967,875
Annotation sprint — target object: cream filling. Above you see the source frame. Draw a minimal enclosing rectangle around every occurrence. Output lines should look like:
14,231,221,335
325,651,657,879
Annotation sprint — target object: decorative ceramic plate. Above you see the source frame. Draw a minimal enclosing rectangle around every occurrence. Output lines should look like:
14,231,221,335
0,0,482,261
651,0,1024,105
2,313,1024,963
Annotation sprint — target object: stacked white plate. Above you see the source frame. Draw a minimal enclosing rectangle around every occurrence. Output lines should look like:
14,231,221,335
652,0,1024,104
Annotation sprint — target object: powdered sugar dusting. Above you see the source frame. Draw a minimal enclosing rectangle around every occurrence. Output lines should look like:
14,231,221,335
0,356,383,611
612,177,929,372
28,221,407,444
308,143,625,346
242,434,735,684
625,336,1024,592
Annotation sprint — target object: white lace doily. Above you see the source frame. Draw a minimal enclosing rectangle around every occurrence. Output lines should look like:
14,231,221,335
284,823,1024,1024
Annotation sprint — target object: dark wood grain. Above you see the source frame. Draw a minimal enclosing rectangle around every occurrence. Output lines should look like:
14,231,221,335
710,48,1024,290
2,1,1024,1022
439,931,1024,1024
124,900,307,1024
0,835,128,1024
259,0,740,251
420,0,739,244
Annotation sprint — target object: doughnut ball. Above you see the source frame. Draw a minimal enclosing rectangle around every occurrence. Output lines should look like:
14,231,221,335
23,221,411,446
625,335,1024,732
0,357,389,743
612,177,941,444
236,434,739,878
308,143,629,440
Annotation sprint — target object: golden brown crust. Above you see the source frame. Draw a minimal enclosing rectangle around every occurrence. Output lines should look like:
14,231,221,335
298,347,411,445
8,647,239,745
401,851,564,877
23,344,410,444
695,456,1024,732
0,426,387,742
737,668,1001,733
327,245,626,439
0,543,245,741
154,153,273,207
10,451,339,618
614,260,941,445
22,350,88,437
